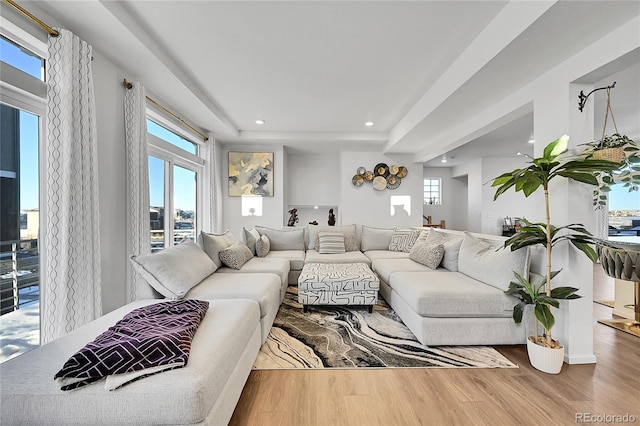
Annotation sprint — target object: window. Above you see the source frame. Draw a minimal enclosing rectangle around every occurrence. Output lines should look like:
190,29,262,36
0,35,45,81
147,118,203,252
0,25,46,363
424,178,442,205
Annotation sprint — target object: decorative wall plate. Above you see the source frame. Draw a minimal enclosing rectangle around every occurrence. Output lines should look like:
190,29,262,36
373,176,387,190
374,163,389,177
389,165,400,175
397,166,408,178
364,171,374,182
352,174,364,186
356,166,366,176
386,175,401,189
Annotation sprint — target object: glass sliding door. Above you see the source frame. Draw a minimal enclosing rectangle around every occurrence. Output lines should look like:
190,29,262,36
0,105,40,363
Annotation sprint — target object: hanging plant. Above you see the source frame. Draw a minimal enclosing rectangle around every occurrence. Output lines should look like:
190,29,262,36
578,87,640,207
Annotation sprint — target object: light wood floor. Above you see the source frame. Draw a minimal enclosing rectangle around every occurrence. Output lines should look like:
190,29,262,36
230,266,640,425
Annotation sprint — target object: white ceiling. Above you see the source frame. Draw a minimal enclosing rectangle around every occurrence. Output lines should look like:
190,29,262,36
22,1,640,162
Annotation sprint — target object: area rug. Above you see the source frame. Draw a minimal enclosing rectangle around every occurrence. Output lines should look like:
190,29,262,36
253,287,517,369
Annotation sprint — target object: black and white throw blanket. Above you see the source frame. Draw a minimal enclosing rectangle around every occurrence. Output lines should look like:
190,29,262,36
55,299,209,391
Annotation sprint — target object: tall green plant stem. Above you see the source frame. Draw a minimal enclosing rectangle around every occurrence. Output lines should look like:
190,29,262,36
543,185,553,347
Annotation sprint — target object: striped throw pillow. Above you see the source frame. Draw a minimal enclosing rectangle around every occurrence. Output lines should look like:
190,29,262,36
318,232,346,254
388,228,420,252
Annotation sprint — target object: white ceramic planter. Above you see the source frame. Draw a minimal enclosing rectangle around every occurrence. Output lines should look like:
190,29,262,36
526,337,565,374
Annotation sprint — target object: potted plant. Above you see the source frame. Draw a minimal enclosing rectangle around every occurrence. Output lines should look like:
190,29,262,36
579,133,640,208
491,135,619,374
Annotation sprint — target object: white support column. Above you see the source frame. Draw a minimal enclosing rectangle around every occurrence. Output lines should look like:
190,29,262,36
532,81,597,364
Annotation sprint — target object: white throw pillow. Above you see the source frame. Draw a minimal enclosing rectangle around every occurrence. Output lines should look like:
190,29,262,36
361,225,394,251
200,230,236,269
424,229,463,271
409,241,445,269
256,235,271,258
388,228,420,252
318,232,346,254
457,232,530,291
219,241,254,270
130,239,216,300
255,226,305,251
243,227,260,255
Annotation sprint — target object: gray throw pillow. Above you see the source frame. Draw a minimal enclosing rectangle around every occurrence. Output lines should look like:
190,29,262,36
388,228,420,252
200,230,236,269
409,241,445,269
243,227,260,255
360,225,394,251
219,241,254,270
256,234,271,258
318,232,346,254
255,226,305,251
130,239,216,300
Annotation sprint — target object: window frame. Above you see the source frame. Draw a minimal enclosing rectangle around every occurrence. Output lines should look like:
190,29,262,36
423,177,442,205
147,113,204,250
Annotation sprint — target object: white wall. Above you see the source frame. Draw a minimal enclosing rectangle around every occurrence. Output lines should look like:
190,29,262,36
452,159,482,232
221,144,286,239
92,50,128,314
340,150,423,228
286,152,340,207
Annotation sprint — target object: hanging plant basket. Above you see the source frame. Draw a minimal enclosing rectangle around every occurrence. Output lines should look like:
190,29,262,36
592,146,625,163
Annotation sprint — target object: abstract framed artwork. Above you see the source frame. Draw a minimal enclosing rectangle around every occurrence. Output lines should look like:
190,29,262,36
228,152,274,197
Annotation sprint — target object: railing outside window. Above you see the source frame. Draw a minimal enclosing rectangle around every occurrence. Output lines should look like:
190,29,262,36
0,239,39,315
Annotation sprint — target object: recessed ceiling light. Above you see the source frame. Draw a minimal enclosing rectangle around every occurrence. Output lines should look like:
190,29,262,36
365,121,374,127
440,155,447,163
528,138,535,144
255,119,265,125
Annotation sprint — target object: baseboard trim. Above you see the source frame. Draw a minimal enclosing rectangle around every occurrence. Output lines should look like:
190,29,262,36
564,353,597,364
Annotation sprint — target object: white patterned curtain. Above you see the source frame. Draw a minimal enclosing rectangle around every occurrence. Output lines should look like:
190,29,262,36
202,135,222,233
124,83,152,301
43,29,102,343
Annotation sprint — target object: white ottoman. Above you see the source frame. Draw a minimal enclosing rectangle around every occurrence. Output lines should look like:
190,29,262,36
298,262,380,312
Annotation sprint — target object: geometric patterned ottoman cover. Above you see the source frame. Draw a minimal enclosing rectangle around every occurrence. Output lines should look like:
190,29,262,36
298,263,380,312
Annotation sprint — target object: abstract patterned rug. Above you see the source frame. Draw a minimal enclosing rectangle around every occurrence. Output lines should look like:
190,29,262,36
253,287,517,369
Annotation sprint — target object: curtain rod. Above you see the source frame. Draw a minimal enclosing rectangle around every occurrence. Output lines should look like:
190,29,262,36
123,80,208,142
3,0,59,37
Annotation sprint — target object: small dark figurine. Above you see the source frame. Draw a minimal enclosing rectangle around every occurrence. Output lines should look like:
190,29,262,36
309,221,318,225
287,208,299,227
328,208,335,226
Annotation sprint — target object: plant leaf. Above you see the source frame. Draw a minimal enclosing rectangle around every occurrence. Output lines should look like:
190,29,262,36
534,304,555,331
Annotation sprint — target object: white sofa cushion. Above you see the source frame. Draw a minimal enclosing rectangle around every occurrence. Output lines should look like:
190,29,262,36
264,250,306,271
457,232,530,291
372,257,445,284
363,250,410,262
243,227,261,255
218,241,254,269
361,225,394,251
255,226,305,251
216,257,290,288
131,239,216,300
305,249,371,265
390,271,517,317
201,230,236,269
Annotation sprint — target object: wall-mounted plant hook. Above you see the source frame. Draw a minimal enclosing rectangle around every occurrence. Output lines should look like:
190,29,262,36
578,81,616,112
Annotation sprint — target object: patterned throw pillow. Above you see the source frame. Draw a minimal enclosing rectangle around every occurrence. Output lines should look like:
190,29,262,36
388,229,420,252
318,232,346,254
218,241,254,269
256,234,271,258
409,241,445,269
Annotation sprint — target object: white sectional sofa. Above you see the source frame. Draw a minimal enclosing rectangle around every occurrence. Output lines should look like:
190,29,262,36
1,224,536,425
